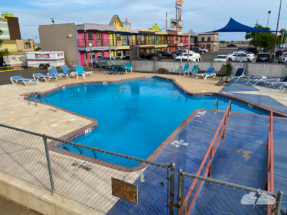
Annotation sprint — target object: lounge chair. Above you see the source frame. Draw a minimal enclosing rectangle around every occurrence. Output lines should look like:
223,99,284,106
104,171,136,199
48,67,68,79
187,65,199,77
76,66,85,80
33,73,57,82
125,63,132,73
225,68,245,83
73,65,92,76
265,75,287,88
246,76,279,86
195,67,216,79
10,76,38,86
281,83,287,93
61,65,77,77
180,64,190,76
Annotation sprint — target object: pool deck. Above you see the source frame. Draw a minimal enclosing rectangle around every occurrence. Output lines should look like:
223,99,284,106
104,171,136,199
0,72,287,214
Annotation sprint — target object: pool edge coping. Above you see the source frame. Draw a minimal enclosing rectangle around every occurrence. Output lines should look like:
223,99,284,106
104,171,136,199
21,75,287,172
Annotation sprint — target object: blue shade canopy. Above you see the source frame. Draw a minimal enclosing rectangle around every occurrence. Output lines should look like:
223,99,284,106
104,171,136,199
210,18,272,33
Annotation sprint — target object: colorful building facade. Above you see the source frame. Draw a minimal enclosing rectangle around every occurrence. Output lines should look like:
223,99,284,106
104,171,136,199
39,15,198,66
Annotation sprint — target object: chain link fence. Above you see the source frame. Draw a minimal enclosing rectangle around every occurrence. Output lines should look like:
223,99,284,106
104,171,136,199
0,123,170,214
180,172,283,215
107,60,287,77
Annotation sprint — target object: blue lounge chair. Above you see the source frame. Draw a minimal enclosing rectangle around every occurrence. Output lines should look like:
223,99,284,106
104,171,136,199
61,65,77,77
195,67,216,79
281,83,287,93
226,68,246,83
76,66,85,79
48,67,68,79
187,65,199,77
10,76,38,86
246,76,279,86
265,75,287,89
180,64,190,76
33,73,57,82
73,65,92,76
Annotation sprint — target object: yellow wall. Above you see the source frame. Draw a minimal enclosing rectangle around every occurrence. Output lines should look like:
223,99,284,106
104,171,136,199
0,44,17,52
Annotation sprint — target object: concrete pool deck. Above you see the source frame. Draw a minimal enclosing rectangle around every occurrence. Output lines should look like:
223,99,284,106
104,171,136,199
0,72,287,214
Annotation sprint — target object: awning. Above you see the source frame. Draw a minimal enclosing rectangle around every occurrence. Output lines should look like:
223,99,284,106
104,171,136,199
209,18,273,33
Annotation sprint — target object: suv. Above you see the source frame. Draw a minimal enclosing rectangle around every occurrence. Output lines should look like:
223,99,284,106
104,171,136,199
244,47,259,54
140,53,162,61
190,48,203,54
159,51,176,59
93,56,116,67
256,53,272,62
172,50,185,56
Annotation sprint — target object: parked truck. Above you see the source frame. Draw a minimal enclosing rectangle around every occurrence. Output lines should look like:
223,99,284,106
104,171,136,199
26,51,65,68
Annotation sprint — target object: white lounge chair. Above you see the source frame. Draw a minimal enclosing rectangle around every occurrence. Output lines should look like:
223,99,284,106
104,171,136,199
226,68,245,83
265,75,287,89
73,65,92,76
62,65,77,77
195,67,216,79
33,73,57,82
11,76,38,86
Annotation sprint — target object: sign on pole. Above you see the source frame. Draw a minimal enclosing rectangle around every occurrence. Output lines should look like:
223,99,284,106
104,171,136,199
112,178,138,204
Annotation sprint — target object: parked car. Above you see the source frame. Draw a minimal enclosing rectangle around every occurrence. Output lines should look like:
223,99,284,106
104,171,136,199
159,51,176,59
140,53,162,61
214,55,227,62
202,49,208,53
256,53,272,62
172,50,185,56
174,52,201,62
122,56,130,60
227,44,237,47
93,56,116,67
279,52,287,63
243,47,259,54
190,47,204,54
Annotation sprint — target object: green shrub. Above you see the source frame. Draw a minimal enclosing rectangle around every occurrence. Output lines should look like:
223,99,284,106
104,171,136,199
222,63,233,76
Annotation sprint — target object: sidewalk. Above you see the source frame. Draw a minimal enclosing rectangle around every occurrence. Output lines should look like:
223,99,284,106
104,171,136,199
0,194,42,215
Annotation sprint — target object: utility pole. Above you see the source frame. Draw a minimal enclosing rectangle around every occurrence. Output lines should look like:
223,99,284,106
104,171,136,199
187,32,190,62
273,0,282,59
166,12,168,30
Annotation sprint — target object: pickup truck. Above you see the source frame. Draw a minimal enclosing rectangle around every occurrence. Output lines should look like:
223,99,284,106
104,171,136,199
227,52,255,62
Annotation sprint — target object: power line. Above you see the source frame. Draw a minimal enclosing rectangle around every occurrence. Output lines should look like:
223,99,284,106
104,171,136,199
216,0,231,17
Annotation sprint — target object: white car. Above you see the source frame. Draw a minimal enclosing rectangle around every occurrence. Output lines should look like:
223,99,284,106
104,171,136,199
279,52,287,63
174,52,202,62
202,49,208,53
214,55,227,62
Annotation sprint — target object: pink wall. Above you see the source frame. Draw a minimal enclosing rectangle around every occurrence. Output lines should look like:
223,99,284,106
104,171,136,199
102,33,108,46
78,51,85,66
103,51,108,56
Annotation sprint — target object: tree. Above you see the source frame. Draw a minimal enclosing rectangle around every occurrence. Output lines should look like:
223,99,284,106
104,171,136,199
245,25,281,49
219,40,226,44
0,30,10,65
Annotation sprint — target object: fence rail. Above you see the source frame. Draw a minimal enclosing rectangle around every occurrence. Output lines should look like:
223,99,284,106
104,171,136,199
182,103,231,215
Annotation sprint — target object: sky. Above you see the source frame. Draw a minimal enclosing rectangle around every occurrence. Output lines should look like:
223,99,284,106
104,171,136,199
1,0,286,43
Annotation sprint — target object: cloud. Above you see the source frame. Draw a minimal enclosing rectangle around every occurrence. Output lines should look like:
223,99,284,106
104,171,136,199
1,0,286,41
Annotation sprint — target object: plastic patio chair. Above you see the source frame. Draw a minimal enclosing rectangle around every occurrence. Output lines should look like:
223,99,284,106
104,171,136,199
125,63,132,73
180,64,190,76
187,65,199,77
76,66,85,80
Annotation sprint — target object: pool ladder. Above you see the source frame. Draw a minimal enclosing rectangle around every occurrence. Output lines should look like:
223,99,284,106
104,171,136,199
28,92,49,106
214,99,231,113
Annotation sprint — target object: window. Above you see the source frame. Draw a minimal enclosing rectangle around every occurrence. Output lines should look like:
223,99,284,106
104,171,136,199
117,34,121,41
95,33,101,40
88,32,93,40
201,37,205,41
117,50,121,56
89,52,95,60
141,35,144,41
208,37,211,41
23,42,31,49
122,36,126,41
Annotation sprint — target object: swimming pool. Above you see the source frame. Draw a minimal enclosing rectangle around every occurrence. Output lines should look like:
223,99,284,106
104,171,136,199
45,77,265,164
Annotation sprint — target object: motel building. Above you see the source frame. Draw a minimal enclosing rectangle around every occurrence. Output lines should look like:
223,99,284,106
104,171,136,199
197,33,219,51
39,15,197,66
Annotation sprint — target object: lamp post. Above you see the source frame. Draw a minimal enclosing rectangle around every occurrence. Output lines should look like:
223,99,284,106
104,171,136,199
51,18,54,25
267,11,271,27
273,0,282,59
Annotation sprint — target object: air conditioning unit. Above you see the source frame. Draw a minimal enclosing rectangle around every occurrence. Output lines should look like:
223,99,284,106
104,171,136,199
89,43,93,47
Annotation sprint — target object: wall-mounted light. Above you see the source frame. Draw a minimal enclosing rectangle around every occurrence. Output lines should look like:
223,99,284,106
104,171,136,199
68,34,72,38
51,18,54,24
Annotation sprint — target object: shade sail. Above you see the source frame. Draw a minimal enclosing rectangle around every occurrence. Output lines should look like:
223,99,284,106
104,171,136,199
210,18,272,33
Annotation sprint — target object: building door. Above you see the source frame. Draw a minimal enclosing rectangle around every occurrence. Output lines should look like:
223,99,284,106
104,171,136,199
206,44,211,50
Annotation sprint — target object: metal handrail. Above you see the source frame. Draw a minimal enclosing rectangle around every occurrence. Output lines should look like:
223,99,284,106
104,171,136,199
182,102,231,215
265,110,274,214
214,99,218,113
28,92,49,106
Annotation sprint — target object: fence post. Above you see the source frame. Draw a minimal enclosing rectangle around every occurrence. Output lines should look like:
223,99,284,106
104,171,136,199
43,134,55,194
177,169,183,215
99,60,102,72
275,190,283,215
169,162,176,215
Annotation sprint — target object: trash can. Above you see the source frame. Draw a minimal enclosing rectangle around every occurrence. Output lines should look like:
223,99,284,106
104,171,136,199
271,58,276,63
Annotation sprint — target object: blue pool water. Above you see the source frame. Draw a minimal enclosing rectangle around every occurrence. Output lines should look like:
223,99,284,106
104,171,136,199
45,78,265,165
